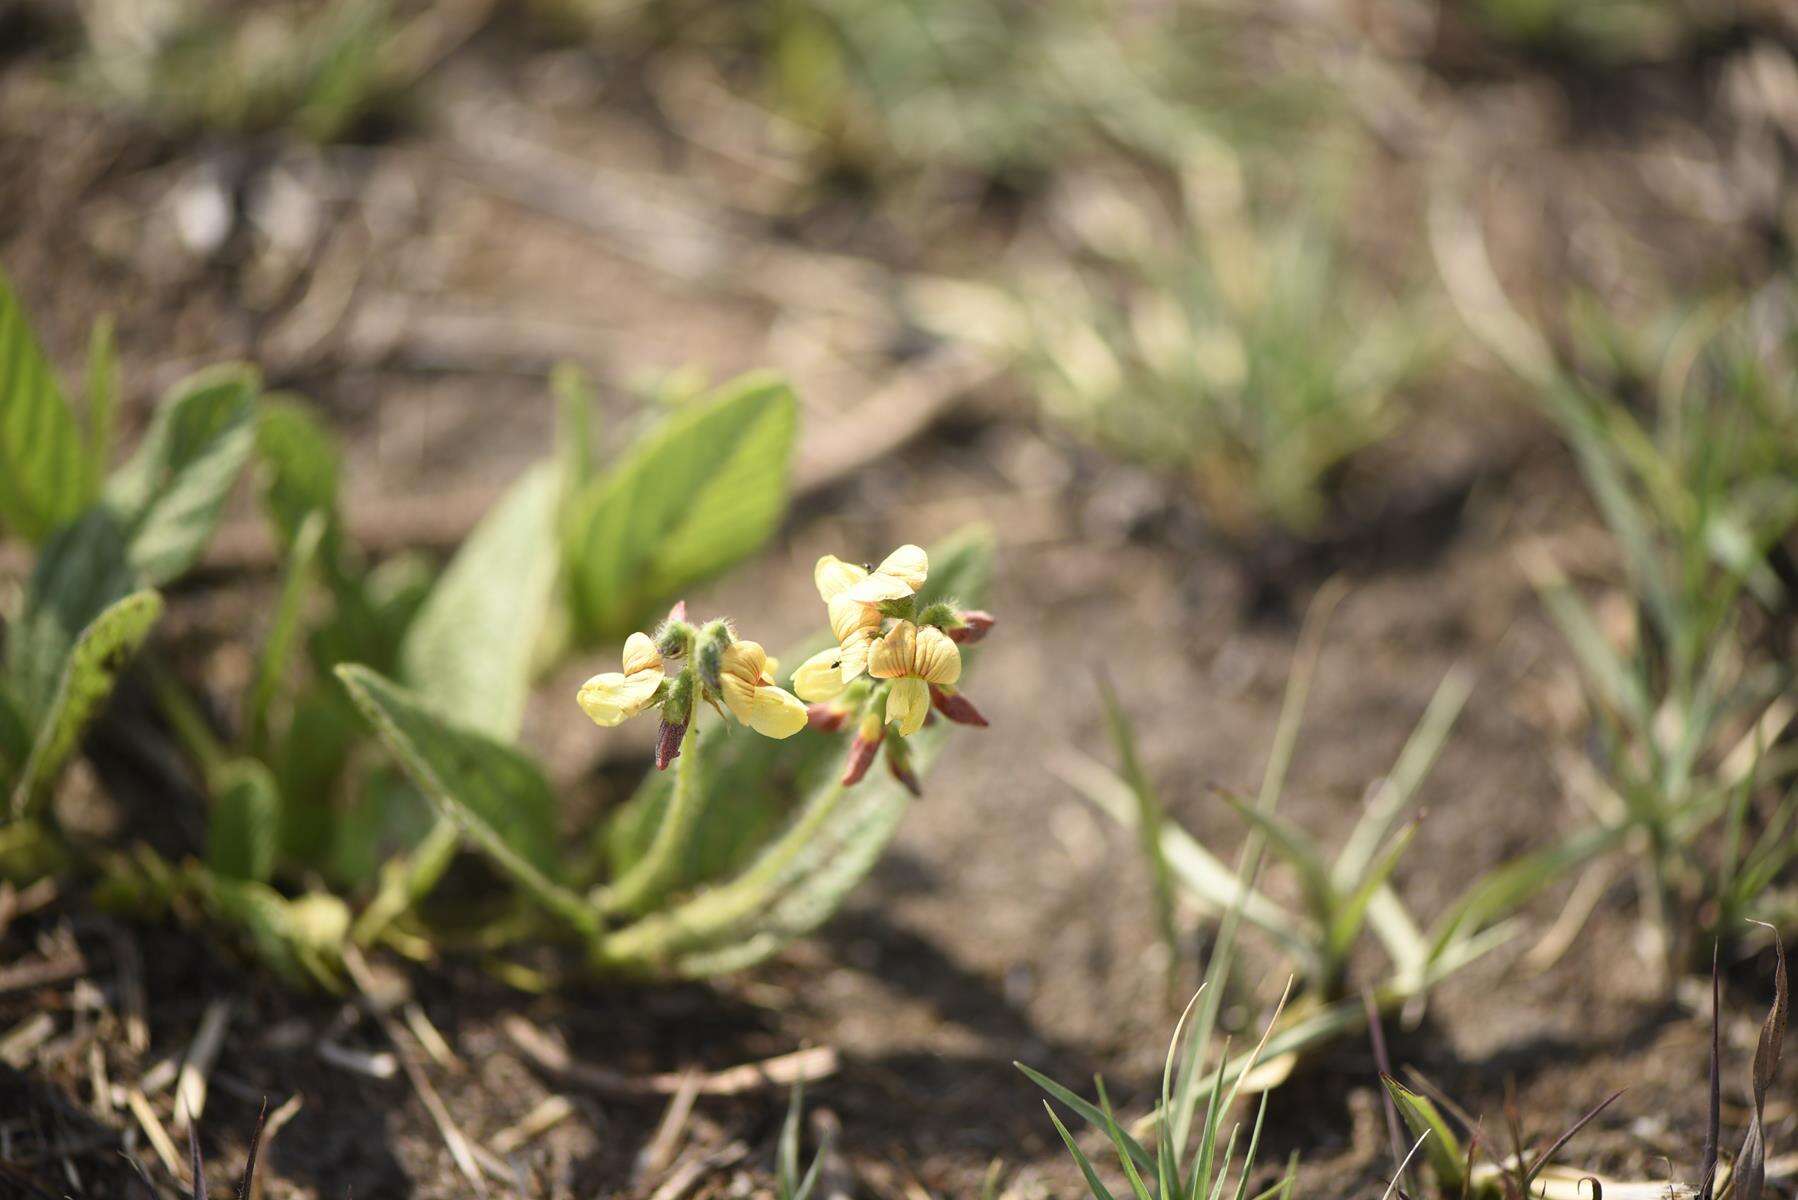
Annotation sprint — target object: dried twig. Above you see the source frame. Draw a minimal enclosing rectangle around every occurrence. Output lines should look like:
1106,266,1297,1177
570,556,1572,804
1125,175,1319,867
504,1015,839,1098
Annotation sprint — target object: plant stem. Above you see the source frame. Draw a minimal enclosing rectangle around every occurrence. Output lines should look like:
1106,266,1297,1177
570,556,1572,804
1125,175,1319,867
351,817,461,947
595,756,856,970
593,721,704,918
146,660,229,782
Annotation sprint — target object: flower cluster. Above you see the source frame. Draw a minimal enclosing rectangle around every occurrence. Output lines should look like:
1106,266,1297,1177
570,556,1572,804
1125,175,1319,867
575,545,993,795
789,544,992,795
577,600,806,769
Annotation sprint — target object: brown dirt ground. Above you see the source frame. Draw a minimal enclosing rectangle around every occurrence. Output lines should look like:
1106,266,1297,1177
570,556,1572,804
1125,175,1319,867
1,8,1794,1199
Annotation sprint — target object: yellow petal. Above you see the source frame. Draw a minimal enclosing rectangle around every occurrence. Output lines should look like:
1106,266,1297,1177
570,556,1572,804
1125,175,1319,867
845,572,915,604
828,594,881,644
913,625,962,685
621,631,661,677
792,647,849,702
839,632,872,682
720,671,759,724
874,544,928,590
814,555,869,603
867,621,916,680
745,684,808,739
577,669,663,727
720,639,769,686
885,676,930,736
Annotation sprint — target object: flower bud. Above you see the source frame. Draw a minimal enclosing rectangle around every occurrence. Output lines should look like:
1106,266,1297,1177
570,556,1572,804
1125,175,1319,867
655,718,687,770
840,711,885,787
666,600,688,625
947,610,995,644
656,617,694,659
807,703,848,732
885,736,922,798
696,620,731,693
929,684,988,727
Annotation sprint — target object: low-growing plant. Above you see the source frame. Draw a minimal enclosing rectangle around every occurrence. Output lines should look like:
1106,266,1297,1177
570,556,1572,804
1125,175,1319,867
0,267,258,894
120,363,814,983
1501,291,1798,980
336,531,996,978
1019,859,1300,1200
1019,152,1436,540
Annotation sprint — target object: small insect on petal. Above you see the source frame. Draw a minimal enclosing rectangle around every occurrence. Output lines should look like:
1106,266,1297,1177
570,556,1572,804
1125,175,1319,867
886,676,931,736
792,647,850,702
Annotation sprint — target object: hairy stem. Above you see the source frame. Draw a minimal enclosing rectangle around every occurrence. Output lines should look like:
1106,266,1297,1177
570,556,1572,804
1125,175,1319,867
593,720,704,918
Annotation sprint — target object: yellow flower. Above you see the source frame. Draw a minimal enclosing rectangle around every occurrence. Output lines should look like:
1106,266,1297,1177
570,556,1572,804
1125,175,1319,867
719,641,807,738
868,620,961,736
814,544,928,606
576,632,665,727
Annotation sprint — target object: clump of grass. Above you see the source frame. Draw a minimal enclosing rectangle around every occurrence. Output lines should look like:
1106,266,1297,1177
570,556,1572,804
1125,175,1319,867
1059,586,1550,1097
73,0,418,141
1019,147,1437,540
1520,291,1798,978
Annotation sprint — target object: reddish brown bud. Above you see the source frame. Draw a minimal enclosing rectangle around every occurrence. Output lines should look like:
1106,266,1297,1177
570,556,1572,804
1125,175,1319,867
947,610,995,644
655,718,687,770
930,685,988,727
885,739,922,797
807,703,849,733
841,735,881,786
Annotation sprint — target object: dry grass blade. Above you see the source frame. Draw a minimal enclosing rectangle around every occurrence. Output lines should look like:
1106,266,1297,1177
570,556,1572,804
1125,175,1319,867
1730,927,1787,1200
236,1100,268,1200
1700,947,1721,1200
504,1016,838,1097
1522,1089,1625,1190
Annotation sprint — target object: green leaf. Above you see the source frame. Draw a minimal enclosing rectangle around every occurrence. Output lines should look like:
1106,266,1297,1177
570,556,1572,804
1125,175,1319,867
10,588,163,816
255,395,343,554
104,364,259,585
272,684,361,872
1380,1074,1465,1190
335,665,593,934
245,509,326,753
565,373,797,639
0,266,91,540
8,509,139,719
0,686,31,789
208,759,280,884
400,462,561,741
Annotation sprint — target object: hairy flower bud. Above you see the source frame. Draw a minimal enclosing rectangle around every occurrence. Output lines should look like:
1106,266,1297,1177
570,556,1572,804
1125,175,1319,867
947,610,995,644
655,719,687,769
696,620,732,694
930,684,988,727
840,711,885,786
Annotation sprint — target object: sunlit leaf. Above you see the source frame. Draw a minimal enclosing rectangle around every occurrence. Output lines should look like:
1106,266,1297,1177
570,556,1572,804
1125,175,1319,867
0,266,91,540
